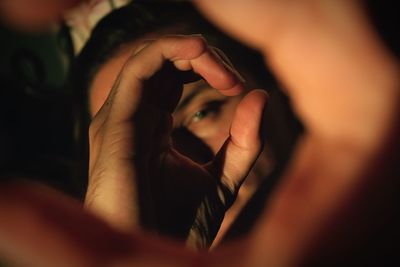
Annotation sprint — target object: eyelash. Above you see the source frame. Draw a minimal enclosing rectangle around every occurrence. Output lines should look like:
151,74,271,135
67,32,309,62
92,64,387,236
187,100,225,125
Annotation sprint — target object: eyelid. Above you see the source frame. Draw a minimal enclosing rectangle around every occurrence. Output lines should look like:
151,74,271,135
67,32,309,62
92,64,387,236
183,99,226,127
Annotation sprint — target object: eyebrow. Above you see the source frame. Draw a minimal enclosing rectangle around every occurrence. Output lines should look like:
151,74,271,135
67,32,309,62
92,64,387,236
175,82,210,112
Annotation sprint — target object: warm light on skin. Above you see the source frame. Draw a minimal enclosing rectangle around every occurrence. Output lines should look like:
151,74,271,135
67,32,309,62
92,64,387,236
0,1,398,266
89,41,273,245
194,2,400,265
89,43,242,155
0,0,80,31
89,45,134,117
174,80,242,155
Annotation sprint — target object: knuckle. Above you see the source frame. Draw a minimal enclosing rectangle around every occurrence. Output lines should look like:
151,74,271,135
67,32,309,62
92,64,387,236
187,35,208,54
159,34,209,59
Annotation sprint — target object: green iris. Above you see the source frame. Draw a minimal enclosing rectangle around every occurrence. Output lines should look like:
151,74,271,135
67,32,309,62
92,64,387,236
193,110,207,122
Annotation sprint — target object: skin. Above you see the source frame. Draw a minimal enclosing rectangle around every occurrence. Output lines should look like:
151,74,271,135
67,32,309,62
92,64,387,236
195,0,399,265
0,1,399,266
0,0,79,31
88,41,272,246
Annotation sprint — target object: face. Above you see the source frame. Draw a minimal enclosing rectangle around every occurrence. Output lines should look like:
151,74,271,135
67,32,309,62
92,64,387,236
172,79,242,161
89,42,243,163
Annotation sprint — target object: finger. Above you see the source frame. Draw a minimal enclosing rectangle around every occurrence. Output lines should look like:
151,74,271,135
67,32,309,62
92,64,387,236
86,103,167,231
0,0,80,31
87,70,123,175
210,46,246,84
0,182,205,267
104,35,245,123
0,182,134,267
209,89,268,199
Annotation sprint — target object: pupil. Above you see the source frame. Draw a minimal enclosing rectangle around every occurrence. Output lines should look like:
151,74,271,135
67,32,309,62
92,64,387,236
194,110,206,120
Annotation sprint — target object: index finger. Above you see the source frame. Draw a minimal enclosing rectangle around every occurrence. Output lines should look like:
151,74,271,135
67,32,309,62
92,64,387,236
103,35,245,122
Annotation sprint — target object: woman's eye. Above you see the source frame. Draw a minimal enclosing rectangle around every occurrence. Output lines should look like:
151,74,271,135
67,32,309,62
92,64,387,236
188,100,225,125
192,110,209,122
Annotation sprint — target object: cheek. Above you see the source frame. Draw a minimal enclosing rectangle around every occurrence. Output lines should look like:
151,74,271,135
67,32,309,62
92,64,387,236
206,129,230,154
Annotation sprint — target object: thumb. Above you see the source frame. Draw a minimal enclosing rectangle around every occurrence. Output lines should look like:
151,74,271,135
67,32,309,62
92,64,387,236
209,89,268,201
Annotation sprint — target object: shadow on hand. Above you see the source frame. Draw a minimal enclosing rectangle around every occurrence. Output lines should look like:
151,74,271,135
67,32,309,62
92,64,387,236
171,127,214,165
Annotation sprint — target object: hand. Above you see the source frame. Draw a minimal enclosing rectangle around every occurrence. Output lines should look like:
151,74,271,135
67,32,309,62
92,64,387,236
0,2,398,267
85,35,268,247
197,0,398,147
196,0,400,265
0,0,80,31
0,182,190,267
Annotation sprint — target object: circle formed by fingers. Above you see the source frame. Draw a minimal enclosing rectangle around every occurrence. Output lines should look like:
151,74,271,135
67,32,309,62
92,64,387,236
102,35,246,122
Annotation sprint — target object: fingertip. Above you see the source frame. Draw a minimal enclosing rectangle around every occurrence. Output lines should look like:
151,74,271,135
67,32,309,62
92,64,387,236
230,89,269,147
250,88,269,100
240,89,269,111
219,82,246,96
